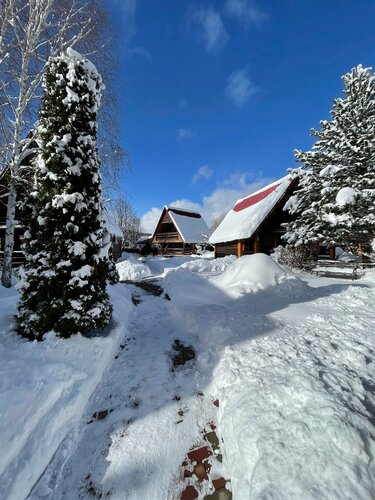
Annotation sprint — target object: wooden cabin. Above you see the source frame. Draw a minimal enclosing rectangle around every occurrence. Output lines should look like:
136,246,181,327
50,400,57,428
209,175,298,258
151,206,210,255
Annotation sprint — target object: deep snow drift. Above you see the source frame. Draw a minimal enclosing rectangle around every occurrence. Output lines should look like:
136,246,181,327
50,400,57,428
212,253,302,296
1,253,375,499
116,253,152,281
0,283,133,500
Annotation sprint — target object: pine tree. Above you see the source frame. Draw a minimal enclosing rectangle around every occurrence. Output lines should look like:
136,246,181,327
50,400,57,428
17,48,114,340
284,65,375,251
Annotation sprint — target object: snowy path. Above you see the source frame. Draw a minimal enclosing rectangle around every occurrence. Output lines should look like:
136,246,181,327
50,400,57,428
28,258,375,500
30,283,222,499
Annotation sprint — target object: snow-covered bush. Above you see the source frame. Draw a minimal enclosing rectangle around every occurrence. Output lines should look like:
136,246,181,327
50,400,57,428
272,245,315,271
17,49,113,340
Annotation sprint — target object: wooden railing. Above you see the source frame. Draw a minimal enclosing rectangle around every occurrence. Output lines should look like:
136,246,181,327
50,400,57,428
0,250,25,268
158,247,192,256
311,260,375,280
156,232,179,242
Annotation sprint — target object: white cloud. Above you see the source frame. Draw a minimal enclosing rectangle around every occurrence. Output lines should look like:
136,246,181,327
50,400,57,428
192,165,213,184
226,69,258,107
177,128,192,139
191,7,229,54
201,177,271,224
168,199,202,213
140,174,274,232
140,208,161,235
225,0,267,26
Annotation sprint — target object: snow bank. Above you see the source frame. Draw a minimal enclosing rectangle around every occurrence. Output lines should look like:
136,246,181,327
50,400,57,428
211,253,301,297
116,253,152,281
0,284,132,500
145,255,196,277
179,254,236,274
163,267,228,307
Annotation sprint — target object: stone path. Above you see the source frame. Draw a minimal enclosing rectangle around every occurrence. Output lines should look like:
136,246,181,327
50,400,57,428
178,400,232,500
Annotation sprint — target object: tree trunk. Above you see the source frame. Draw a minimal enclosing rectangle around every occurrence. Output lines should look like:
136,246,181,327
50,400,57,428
1,181,17,288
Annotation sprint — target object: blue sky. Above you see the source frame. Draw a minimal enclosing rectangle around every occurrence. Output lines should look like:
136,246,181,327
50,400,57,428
106,0,375,232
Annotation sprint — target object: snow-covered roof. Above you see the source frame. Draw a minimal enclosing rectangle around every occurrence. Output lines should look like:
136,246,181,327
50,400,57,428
155,206,210,243
209,175,295,244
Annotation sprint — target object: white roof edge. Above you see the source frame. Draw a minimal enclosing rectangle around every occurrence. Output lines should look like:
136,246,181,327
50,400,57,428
209,175,295,245
168,211,186,242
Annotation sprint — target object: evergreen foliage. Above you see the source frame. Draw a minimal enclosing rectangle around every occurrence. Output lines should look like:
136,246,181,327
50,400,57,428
284,65,375,251
17,48,114,340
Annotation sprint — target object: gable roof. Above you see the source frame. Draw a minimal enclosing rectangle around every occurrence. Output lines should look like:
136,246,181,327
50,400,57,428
209,175,296,244
153,205,210,243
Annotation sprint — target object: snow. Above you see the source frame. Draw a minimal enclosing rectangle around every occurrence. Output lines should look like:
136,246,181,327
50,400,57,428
337,251,362,263
179,254,236,274
168,208,210,243
69,241,86,256
211,253,302,297
116,253,152,281
336,186,357,206
210,175,294,244
0,283,133,500
2,254,375,499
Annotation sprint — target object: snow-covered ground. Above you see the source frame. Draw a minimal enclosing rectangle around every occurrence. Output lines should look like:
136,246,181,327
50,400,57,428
1,253,375,499
0,283,133,500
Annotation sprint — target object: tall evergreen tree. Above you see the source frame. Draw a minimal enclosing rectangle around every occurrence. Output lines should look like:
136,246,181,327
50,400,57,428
17,48,113,340
284,65,375,251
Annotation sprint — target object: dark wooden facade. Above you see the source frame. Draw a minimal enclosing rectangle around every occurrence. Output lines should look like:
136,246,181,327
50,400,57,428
151,207,201,255
214,179,298,258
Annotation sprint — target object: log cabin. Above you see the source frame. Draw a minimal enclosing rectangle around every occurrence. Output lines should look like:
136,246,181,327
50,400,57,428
151,205,210,255
209,175,298,258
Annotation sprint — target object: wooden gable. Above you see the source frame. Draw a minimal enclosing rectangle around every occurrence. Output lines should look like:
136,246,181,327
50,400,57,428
152,207,183,244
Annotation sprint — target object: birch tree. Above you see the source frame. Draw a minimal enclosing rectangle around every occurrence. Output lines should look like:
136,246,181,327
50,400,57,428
0,0,115,287
111,196,142,248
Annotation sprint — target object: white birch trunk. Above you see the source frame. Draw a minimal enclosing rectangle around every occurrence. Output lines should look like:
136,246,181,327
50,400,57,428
1,181,16,287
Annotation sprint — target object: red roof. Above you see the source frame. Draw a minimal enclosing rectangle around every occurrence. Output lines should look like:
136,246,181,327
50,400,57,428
233,183,281,212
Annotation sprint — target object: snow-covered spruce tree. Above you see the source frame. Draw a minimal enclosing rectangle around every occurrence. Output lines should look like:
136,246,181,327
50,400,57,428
17,48,114,340
284,65,375,251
